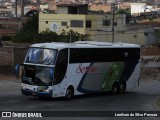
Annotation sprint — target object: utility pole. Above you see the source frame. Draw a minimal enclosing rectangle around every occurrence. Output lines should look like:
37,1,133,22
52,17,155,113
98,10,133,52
21,0,24,17
112,3,115,43
70,30,72,44
15,0,17,17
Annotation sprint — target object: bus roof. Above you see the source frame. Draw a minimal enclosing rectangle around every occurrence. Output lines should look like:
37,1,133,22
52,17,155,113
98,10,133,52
30,41,140,49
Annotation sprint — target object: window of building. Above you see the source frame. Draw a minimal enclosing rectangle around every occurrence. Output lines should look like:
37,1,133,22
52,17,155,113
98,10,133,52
61,22,67,26
86,20,91,28
71,20,83,28
155,29,160,33
103,20,111,26
114,22,117,26
46,21,48,24
134,35,137,38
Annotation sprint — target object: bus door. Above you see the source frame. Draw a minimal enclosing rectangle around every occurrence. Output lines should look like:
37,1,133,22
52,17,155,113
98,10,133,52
54,49,68,84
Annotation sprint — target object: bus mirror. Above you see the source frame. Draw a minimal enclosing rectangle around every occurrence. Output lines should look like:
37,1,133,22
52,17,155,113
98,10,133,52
15,64,24,79
15,64,20,79
50,68,54,80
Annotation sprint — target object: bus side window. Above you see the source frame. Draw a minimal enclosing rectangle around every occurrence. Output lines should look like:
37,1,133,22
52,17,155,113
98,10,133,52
54,49,68,84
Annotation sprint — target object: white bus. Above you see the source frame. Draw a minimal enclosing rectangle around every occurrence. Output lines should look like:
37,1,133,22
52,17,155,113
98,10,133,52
16,41,141,99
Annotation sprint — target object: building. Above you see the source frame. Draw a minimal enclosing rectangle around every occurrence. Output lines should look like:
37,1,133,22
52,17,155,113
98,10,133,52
89,3,112,13
131,3,159,16
39,4,145,45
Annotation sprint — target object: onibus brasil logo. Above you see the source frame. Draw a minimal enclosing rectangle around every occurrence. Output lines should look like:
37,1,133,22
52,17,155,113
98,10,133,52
2,112,42,118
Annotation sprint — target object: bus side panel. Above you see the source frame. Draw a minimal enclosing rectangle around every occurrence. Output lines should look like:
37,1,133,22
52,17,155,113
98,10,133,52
76,61,139,93
55,61,140,97
54,47,140,97
126,62,140,89
53,63,92,97
77,62,113,93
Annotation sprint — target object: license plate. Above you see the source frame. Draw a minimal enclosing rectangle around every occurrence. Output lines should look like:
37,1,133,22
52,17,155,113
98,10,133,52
32,92,37,96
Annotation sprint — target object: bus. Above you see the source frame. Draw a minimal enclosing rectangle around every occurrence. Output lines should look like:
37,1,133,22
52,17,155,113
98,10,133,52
15,41,141,99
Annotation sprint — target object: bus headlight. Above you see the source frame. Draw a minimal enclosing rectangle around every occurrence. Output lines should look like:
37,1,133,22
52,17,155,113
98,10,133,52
37,86,48,91
42,89,52,92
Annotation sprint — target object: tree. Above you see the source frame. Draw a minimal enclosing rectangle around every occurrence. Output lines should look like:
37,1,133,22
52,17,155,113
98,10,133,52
116,8,131,14
154,29,160,47
116,8,132,24
33,30,58,43
12,14,84,43
12,14,38,43
21,14,38,33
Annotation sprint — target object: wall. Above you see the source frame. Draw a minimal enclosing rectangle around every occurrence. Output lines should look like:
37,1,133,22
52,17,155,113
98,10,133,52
87,29,145,45
39,13,145,45
0,45,28,75
142,47,160,56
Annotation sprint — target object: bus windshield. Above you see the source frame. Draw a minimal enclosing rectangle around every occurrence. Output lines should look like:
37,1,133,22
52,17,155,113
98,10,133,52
24,48,57,65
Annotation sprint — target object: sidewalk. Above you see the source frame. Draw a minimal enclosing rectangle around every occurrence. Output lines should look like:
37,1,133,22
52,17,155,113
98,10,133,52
0,74,18,80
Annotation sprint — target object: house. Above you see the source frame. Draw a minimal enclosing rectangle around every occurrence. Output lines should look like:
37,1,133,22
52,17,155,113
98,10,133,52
89,3,112,13
39,4,146,45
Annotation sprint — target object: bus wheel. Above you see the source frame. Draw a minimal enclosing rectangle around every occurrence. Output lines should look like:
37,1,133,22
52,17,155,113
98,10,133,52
119,82,126,94
65,86,74,99
111,82,119,94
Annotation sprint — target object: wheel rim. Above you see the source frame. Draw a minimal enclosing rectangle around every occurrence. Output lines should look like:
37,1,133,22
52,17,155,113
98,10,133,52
112,84,118,94
66,89,72,99
119,82,126,93
120,84,125,91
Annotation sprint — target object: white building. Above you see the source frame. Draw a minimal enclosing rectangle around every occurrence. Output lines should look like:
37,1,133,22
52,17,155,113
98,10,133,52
131,3,146,16
131,3,159,16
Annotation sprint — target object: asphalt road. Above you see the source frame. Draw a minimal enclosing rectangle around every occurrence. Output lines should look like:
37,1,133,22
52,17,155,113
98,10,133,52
0,79,160,120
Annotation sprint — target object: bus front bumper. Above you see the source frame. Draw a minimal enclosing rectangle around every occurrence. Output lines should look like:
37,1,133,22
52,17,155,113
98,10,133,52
21,89,52,98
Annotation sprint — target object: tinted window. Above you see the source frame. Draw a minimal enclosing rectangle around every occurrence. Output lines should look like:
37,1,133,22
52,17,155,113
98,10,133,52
70,48,140,63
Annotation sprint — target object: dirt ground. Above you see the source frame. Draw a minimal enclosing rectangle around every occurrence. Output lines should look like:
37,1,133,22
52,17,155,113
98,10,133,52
141,56,160,81
141,67,160,81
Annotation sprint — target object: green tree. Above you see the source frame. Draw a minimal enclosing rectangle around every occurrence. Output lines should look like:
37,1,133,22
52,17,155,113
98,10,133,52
12,14,38,43
58,30,84,43
12,14,84,43
33,30,58,43
116,8,132,24
12,31,36,43
21,14,38,33
154,30,160,47
116,8,131,14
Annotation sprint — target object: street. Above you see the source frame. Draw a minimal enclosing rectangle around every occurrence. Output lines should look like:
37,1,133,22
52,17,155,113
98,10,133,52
0,78,160,120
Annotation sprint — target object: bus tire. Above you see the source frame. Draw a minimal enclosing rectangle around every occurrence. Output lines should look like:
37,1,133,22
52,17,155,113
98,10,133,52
111,82,119,94
65,86,74,99
119,81,126,94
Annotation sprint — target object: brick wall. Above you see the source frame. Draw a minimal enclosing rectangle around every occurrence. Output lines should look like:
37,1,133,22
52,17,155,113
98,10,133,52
0,47,13,65
14,47,28,65
142,47,160,56
0,46,29,74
